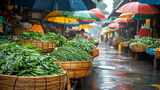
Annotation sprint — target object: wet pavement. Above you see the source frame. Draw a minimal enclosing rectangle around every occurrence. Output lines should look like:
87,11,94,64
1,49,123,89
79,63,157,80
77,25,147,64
78,42,160,90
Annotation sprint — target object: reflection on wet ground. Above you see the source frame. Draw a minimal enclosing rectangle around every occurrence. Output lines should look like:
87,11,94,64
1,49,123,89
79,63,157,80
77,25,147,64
80,42,160,90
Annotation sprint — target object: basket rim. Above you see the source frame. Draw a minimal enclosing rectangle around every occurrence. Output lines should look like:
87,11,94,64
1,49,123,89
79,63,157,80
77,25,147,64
54,61,92,63
0,71,67,78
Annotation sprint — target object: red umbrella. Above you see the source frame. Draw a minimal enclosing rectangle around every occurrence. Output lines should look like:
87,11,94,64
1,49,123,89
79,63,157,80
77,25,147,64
116,2,160,14
108,23,125,29
90,8,106,20
113,18,134,23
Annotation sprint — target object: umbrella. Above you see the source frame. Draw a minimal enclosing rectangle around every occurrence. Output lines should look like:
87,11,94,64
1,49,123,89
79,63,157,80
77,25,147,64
138,0,160,5
46,10,101,21
116,2,160,14
46,16,78,24
90,8,106,20
113,18,134,23
119,13,134,18
108,23,126,29
63,11,101,21
133,14,156,20
79,24,95,29
12,0,96,11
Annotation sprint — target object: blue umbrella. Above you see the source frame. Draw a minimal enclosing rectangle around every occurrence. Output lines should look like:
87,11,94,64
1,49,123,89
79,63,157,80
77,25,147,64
32,0,54,11
12,0,96,11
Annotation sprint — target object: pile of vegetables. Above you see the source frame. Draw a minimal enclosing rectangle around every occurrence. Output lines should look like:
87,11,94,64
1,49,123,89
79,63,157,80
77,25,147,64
64,36,95,52
0,43,63,76
129,37,160,48
19,32,67,47
50,46,91,61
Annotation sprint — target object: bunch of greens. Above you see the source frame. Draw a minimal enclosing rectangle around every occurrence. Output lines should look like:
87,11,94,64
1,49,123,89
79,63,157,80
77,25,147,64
19,32,43,40
64,36,95,52
0,43,63,76
129,37,160,48
50,46,91,61
19,32,67,47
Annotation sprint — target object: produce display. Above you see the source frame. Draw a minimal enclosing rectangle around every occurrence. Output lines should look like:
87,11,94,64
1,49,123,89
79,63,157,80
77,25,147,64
64,36,95,52
19,32,67,47
129,37,160,48
0,43,63,76
50,46,92,61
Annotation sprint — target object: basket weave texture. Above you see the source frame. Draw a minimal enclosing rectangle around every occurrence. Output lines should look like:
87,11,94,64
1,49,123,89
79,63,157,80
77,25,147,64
0,74,67,90
56,61,92,79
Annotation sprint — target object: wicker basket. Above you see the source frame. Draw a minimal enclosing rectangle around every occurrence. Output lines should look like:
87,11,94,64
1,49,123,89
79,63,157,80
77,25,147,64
129,43,146,53
90,48,99,58
19,40,56,53
55,61,92,79
0,73,67,90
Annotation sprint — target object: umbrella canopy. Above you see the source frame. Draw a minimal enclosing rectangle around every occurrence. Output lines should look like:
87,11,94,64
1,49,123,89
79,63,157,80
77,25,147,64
108,23,126,29
113,18,134,23
138,0,160,5
79,24,95,29
119,13,134,18
12,0,96,11
116,2,160,14
46,16,78,24
90,8,106,20
63,11,101,21
46,10,101,21
133,14,156,20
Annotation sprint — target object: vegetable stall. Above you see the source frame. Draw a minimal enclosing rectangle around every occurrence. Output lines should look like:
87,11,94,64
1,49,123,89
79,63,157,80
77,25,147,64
0,31,99,90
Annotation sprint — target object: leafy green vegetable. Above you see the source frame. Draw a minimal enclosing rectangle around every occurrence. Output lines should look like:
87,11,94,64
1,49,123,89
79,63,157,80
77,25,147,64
19,32,67,47
50,46,92,61
129,37,160,48
0,43,63,76
64,36,95,52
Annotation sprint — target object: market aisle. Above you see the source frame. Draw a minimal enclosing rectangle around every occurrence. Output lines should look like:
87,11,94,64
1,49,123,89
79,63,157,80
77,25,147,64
81,42,160,90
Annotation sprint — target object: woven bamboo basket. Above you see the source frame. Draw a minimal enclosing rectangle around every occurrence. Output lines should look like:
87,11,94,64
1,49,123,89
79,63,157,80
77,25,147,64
129,43,146,53
0,73,67,90
19,40,56,53
90,48,100,58
55,61,92,79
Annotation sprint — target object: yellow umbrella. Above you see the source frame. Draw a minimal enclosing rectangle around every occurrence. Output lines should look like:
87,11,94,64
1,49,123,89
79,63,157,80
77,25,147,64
79,24,95,29
47,16,78,24
119,13,134,18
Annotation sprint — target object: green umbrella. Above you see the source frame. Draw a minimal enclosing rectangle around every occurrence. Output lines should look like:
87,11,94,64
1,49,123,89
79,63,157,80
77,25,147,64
63,11,100,21
133,14,156,20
